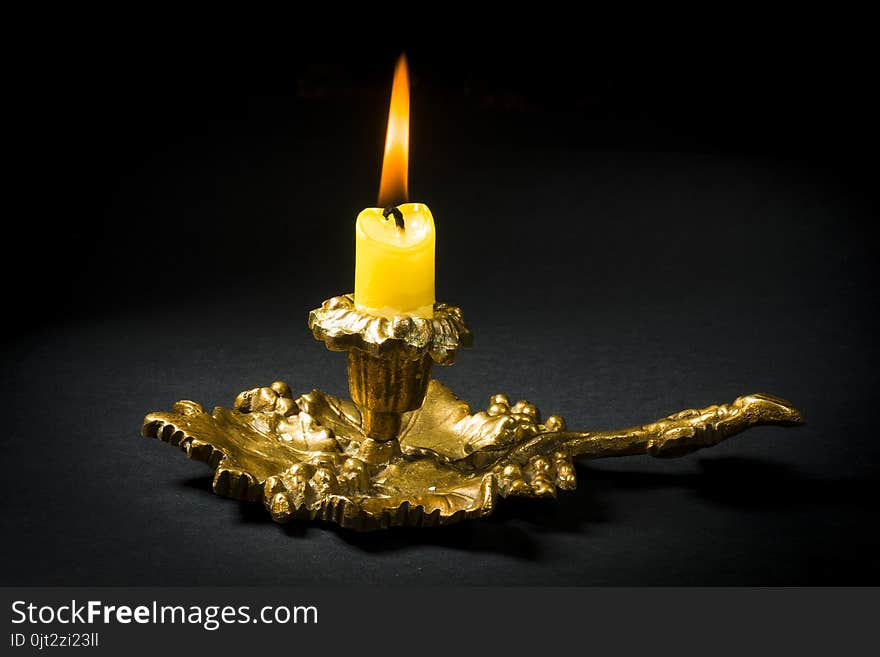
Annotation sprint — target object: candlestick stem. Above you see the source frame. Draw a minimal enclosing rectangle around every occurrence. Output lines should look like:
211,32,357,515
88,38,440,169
348,349,432,440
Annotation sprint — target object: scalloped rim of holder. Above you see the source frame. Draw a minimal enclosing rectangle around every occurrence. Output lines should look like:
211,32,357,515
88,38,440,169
308,294,473,364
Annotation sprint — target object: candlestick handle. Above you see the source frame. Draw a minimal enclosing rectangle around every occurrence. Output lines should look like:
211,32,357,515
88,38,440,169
506,393,804,464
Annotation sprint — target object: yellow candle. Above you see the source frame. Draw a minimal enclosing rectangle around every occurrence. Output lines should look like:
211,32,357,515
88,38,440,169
353,53,435,319
354,203,435,318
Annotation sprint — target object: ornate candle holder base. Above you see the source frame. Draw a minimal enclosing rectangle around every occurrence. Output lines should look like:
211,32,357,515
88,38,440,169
140,295,804,531
142,381,802,531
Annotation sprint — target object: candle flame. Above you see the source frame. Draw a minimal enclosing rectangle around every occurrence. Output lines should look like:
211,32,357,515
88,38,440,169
378,54,409,207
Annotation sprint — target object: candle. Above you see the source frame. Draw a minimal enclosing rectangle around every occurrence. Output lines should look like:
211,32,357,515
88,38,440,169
354,54,436,319
354,203,435,318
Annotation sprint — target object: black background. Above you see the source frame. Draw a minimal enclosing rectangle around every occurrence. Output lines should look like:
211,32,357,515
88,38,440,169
3,25,878,584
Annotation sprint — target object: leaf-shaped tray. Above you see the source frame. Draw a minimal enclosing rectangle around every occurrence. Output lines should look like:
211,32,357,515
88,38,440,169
142,379,803,531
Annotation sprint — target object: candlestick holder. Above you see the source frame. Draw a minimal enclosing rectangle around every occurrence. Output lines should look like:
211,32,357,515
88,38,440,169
141,294,804,531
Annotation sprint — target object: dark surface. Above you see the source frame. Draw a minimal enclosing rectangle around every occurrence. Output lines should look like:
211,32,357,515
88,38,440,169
3,37,878,584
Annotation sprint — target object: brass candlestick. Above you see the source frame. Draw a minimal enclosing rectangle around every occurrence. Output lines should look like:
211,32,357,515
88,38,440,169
140,294,803,531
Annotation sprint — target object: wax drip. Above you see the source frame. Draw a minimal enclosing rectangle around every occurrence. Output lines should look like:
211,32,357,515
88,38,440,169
382,205,405,230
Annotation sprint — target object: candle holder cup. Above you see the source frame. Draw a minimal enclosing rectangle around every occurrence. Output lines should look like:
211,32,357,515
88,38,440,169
311,295,471,445
141,294,804,531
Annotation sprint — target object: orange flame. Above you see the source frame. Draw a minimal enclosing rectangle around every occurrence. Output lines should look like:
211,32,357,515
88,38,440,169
378,54,409,207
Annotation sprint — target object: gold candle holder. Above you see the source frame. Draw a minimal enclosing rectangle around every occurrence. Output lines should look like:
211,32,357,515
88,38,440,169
140,294,803,531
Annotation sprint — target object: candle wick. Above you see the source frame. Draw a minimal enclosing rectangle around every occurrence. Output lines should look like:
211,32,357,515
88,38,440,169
383,205,405,230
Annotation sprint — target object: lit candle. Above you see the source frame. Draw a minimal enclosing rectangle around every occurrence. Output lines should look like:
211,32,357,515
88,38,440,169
354,54,436,319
